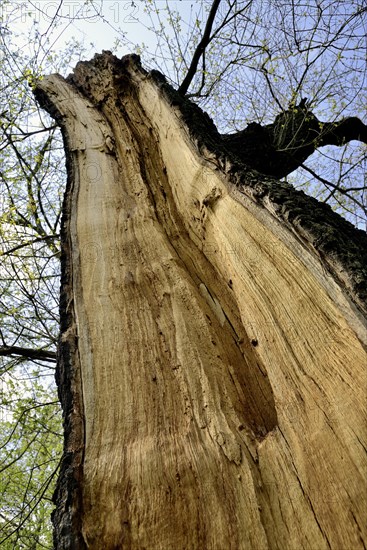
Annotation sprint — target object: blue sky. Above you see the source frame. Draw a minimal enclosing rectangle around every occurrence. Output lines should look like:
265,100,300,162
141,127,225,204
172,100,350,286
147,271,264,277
5,0,202,75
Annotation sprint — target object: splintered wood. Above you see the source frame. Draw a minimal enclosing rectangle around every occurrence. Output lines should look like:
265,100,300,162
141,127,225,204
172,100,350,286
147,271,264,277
36,54,367,550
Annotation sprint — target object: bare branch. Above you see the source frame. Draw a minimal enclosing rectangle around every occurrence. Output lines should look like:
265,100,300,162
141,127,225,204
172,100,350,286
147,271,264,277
178,0,222,95
0,346,56,362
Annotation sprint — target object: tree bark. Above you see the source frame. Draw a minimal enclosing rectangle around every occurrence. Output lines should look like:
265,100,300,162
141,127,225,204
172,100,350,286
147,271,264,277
35,53,367,550
222,105,367,178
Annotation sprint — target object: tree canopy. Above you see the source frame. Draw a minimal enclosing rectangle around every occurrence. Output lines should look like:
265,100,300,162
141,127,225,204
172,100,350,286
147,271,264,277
0,0,366,545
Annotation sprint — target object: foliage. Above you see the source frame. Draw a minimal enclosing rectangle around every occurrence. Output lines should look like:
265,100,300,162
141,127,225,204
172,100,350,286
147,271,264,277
0,369,61,549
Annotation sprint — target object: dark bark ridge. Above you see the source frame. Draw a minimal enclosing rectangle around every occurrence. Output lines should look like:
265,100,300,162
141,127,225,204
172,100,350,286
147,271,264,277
52,122,87,549
51,134,86,549
52,133,86,549
34,83,87,549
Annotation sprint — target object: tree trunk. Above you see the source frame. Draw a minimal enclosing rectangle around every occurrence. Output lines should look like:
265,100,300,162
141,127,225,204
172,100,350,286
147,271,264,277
35,52,367,550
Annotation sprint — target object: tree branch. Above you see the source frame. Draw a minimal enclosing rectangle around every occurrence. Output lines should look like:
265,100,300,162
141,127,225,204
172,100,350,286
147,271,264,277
178,0,222,96
0,346,56,362
0,235,60,257
222,103,367,179
318,118,367,147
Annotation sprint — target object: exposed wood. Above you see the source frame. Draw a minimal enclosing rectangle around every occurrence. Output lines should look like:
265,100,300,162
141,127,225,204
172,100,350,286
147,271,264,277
35,53,367,550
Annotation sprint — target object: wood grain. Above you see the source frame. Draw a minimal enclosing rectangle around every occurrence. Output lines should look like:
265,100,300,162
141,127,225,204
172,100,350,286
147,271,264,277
37,55,367,550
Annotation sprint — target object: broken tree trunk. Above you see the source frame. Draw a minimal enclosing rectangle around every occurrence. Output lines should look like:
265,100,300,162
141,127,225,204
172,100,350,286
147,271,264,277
35,53,367,550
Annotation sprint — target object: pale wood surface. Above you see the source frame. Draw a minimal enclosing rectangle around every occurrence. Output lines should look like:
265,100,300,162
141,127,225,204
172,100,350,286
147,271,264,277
37,56,367,549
